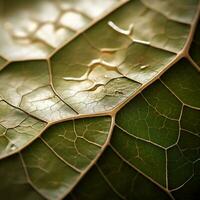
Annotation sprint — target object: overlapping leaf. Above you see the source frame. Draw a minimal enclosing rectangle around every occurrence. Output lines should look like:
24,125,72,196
0,0,199,200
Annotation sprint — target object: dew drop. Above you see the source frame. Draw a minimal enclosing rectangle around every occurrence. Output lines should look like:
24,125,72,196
10,144,17,151
140,65,149,69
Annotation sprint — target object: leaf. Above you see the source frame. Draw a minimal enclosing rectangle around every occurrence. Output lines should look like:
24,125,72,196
0,116,112,200
0,0,200,200
0,100,46,158
0,60,77,121
70,58,200,200
190,21,200,67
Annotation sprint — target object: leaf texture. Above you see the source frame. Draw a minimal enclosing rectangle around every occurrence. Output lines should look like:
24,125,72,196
0,0,121,60
0,0,200,200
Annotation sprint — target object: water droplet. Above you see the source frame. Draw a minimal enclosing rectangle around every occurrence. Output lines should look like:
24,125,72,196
10,144,17,151
140,65,149,69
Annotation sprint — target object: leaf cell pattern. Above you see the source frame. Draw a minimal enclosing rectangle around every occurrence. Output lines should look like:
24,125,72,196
0,0,200,200
0,0,122,60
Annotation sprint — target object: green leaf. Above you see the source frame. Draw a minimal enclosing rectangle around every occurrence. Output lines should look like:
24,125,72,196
0,0,200,200
0,116,112,200
190,21,200,67
0,100,46,158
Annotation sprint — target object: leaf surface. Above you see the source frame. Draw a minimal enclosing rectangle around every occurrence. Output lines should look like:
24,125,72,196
0,0,121,60
0,0,200,200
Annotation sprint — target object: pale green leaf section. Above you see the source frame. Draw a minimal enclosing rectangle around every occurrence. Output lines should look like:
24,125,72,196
71,147,172,200
0,61,77,122
0,0,121,60
0,100,46,158
0,116,111,200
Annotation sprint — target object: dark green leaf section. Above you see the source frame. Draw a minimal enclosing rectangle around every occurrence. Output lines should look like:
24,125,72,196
70,147,171,200
71,167,122,200
181,106,200,135
84,0,196,53
0,154,45,200
162,60,200,197
0,61,77,122
0,116,111,200
161,58,200,108
172,160,200,200
69,58,200,199
190,20,200,67
116,81,181,148
111,125,166,186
